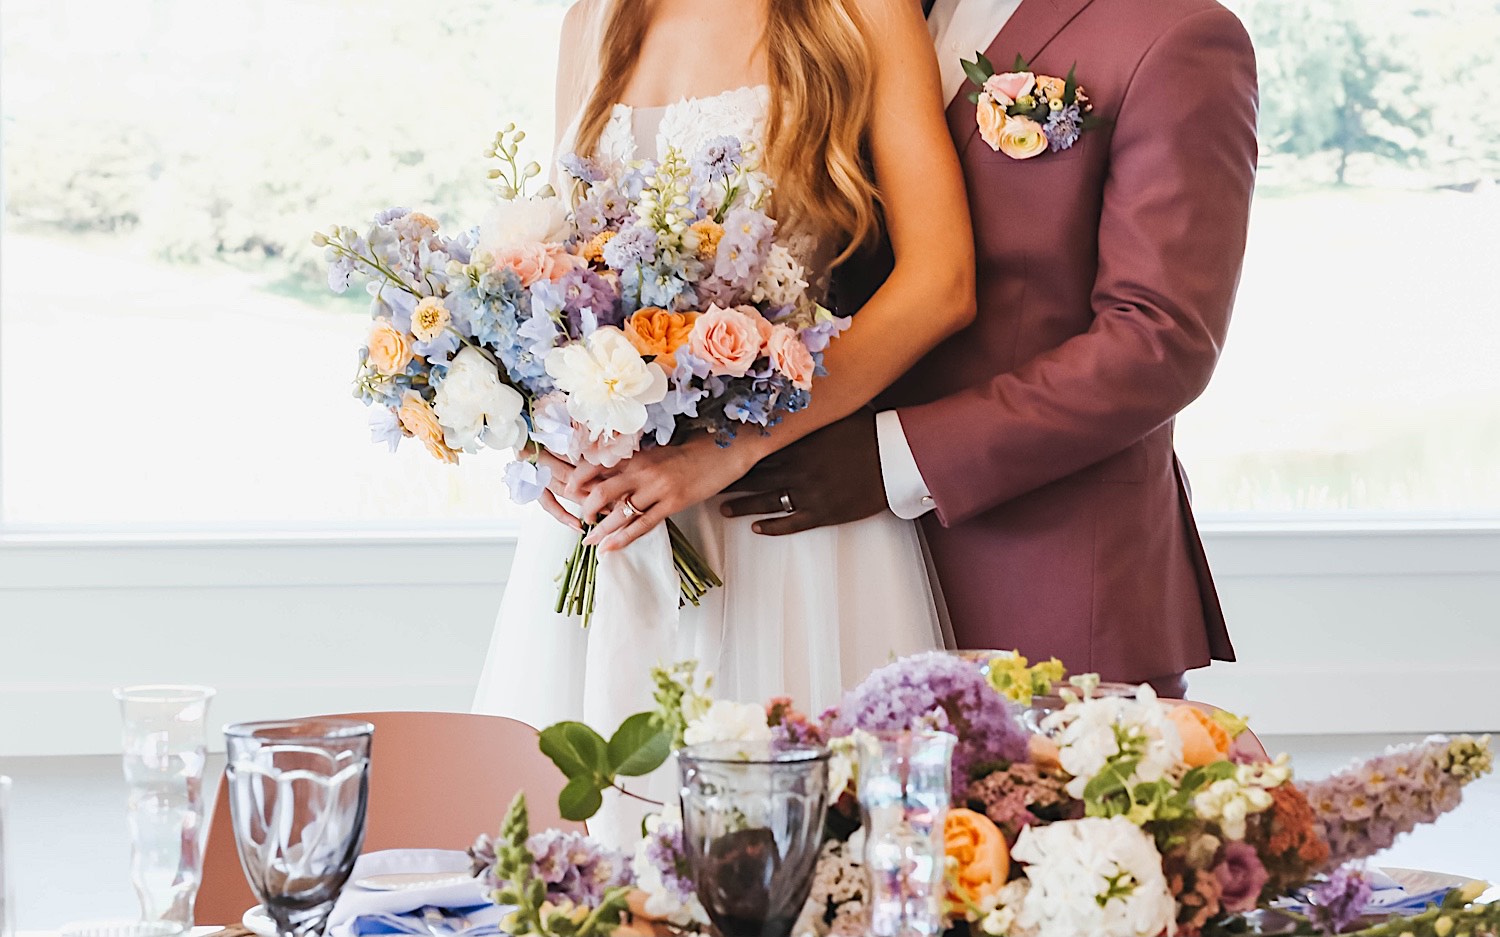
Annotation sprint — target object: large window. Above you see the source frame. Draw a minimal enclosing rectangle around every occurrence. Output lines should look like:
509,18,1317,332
2,0,1496,531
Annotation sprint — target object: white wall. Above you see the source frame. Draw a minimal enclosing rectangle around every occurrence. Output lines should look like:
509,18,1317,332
2,525,1498,756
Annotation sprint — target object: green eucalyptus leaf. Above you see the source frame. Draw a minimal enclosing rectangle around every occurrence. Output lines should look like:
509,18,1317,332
961,56,992,87
558,775,606,822
608,712,673,777
978,51,996,75
539,721,611,779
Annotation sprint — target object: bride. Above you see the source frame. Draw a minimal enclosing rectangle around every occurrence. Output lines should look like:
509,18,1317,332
475,0,974,744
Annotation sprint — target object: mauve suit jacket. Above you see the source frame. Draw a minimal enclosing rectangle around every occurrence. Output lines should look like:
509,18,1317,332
848,0,1258,682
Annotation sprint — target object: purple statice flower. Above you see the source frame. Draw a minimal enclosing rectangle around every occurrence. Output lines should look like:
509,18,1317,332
602,227,659,270
559,152,605,183
573,196,610,240
830,652,1029,798
691,135,743,182
526,829,634,907
1044,103,1083,152
504,460,552,504
1214,841,1270,914
1298,736,1493,869
1308,866,1371,935
713,208,775,292
367,407,403,452
639,815,696,907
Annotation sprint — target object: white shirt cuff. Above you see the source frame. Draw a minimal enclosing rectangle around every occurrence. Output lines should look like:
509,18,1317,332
875,410,936,520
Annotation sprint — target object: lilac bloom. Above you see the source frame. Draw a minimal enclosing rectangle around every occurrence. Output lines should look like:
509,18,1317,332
526,829,633,907
504,460,552,504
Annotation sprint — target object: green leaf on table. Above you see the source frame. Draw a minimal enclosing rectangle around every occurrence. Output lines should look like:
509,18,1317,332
608,711,672,778
539,721,611,779
558,775,605,822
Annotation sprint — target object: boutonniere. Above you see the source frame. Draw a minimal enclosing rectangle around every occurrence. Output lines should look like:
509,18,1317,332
961,54,1104,159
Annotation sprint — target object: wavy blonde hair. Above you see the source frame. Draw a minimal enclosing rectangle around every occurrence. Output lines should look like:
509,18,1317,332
573,0,881,264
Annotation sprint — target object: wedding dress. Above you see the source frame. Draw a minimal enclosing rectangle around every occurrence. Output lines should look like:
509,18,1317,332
472,86,945,838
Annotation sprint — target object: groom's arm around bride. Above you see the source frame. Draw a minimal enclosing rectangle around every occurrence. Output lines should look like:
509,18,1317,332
727,0,1260,694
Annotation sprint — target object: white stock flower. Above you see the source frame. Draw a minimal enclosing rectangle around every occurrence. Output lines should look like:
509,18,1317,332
477,194,571,255
683,700,774,747
1011,817,1177,937
432,346,526,452
544,327,668,439
751,243,810,309
1193,756,1288,840
1046,685,1184,799
979,880,1036,937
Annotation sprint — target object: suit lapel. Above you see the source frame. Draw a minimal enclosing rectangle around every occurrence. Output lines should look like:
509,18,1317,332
945,0,1099,152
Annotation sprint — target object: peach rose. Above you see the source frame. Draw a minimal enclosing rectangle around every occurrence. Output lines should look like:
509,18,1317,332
741,305,775,345
976,93,1009,151
492,242,581,287
945,808,1011,907
367,319,414,374
998,116,1050,160
1167,705,1233,767
767,325,815,390
984,71,1036,106
689,304,767,377
624,307,699,371
410,297,451,343
397,392,459,465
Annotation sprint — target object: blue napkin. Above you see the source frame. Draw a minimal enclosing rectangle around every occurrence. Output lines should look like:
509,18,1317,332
348,903,507,937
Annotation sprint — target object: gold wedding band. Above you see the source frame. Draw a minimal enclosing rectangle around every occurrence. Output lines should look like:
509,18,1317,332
779,491,795,514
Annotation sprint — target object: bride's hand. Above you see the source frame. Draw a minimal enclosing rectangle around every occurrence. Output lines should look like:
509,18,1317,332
578,434,764,552
533,449,615,533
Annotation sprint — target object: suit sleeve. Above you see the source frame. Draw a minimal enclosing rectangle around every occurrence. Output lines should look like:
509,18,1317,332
897,7,1259,527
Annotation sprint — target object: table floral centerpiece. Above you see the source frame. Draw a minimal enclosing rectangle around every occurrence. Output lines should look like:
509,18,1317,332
467,653,1495,937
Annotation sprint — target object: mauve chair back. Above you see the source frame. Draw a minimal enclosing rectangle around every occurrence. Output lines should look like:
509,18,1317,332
195,710,580,925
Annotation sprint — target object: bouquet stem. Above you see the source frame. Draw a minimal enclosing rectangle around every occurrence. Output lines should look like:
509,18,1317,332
555,519,723,628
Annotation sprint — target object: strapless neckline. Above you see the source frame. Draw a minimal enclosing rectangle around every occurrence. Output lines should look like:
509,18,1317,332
611,84,771,115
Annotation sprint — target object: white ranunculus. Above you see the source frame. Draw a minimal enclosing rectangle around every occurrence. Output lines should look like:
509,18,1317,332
1045,685,1184,799
683,700,774,747
432,346,526,452
545,327,668,439
1012,817,1177,937
477,194,571,255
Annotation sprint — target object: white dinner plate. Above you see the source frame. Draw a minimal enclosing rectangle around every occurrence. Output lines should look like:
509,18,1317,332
353,871,477,892
241,906,276,937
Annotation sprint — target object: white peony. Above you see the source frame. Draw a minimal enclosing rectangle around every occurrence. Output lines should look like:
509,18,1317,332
432,346,527,452
477,194,571,255
1011,817,1178,937
683,700,774,747
545,327,668,439
1045,685,1184,799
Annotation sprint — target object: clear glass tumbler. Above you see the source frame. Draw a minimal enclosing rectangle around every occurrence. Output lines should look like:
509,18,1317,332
224,719,373,937
678,741,830,937
1,776,14,937
857,730,957,937
114,685,216,932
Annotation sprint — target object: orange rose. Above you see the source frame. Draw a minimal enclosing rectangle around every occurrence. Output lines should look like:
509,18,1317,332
624,307,699,371
367,319,414,375
944,808,1011,908
397,392,459,465
1167,705,1232,767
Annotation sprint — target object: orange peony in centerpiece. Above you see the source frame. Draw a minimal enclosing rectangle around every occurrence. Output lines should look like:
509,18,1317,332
944,807,1011,911
1167,705,1233,767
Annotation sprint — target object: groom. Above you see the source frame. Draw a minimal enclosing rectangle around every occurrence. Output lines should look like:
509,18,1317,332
724,0,1259,697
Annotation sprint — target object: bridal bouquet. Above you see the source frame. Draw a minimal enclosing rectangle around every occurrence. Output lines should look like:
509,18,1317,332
317,126,851,624
473,653,1496,937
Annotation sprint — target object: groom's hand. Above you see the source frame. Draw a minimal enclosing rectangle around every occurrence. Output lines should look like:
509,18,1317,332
721,409,888,536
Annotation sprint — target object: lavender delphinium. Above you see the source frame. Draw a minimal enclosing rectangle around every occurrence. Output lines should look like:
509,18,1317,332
526,828,634,907
1298,735,1493,869
830,651,1029,796
1307,866,1373,935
